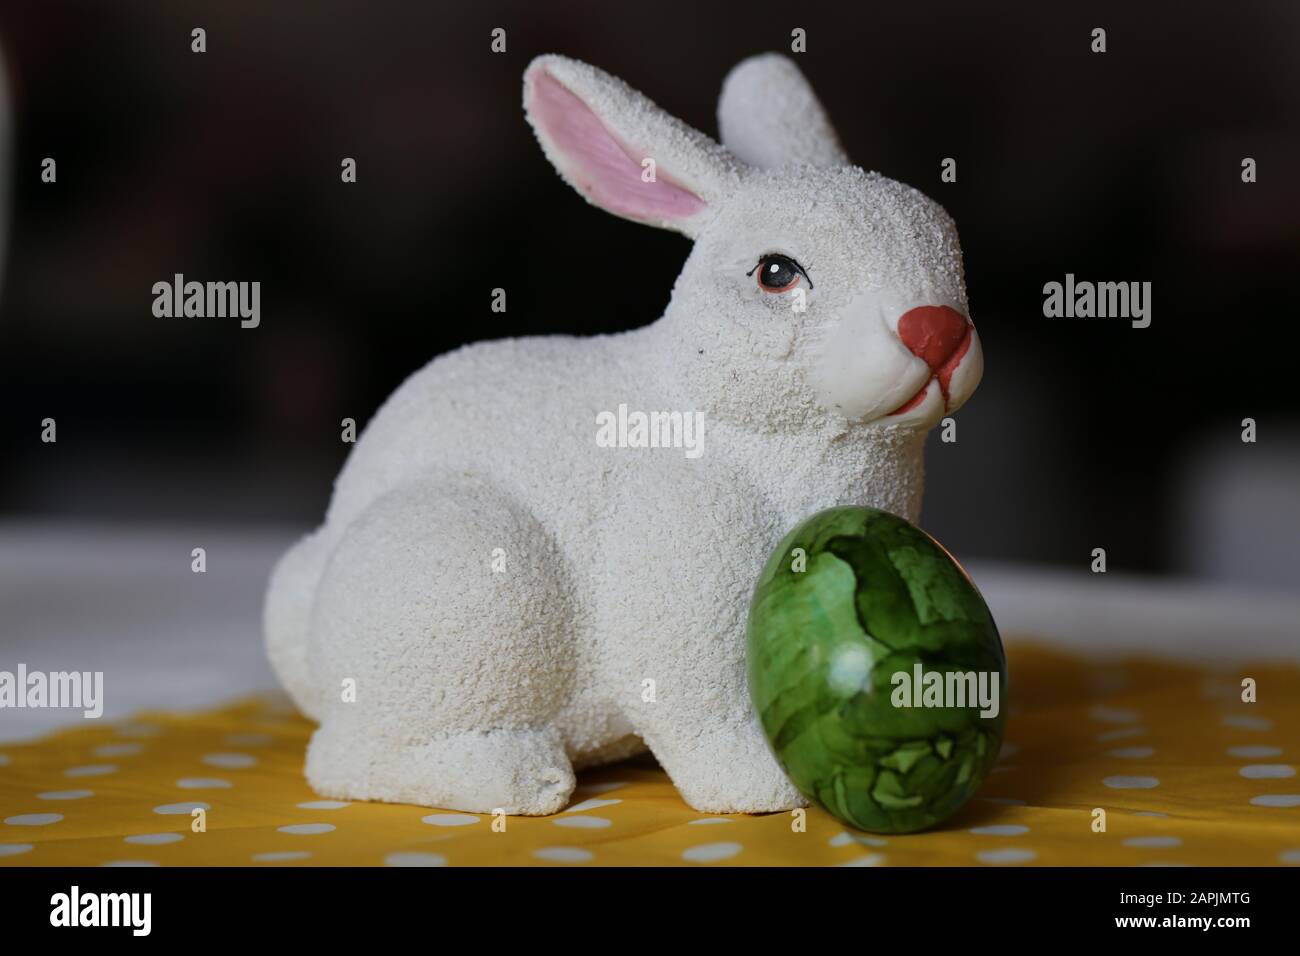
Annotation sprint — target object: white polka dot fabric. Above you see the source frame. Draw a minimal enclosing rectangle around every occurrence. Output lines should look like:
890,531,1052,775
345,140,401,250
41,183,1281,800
1,647,1298,866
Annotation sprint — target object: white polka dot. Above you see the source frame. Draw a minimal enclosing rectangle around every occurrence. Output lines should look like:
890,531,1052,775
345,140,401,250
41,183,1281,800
153,801,209,815
998,742,1021,760
980,797,1027,806
253,851,311,862
1228,746,1282,759
64,764,116,778
92,743,143,758
37,790,94,801
856,833,887,847
976,848,1036,865
1221,715,1273,731
201,752,255,769
533,846,593,863
1106,746,1154,759
385,852,447,867
225,733,273,747
115,723,161,738
277,823,335,835
1279,849,1300,864
1123,836,1182,848
1239,764,1295,779
1104,775,1160,789
1249,794,1300,808
421,813,479,827
1090,705,1139,724
297,800,350,810
970,825,1030,836
689,817,736,825
682,841,743,863
176,778,231,789
576,781,627,795
1096,727,1146,742
4,813,62,826
553,816,612,829
828,831,888,847
0,844,33,856
100,860,159,867
839,854,885,866
125,833,184,845
565,797,622,813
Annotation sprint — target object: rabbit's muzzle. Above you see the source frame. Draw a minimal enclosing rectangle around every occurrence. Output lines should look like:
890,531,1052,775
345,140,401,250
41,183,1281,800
890,305,976,416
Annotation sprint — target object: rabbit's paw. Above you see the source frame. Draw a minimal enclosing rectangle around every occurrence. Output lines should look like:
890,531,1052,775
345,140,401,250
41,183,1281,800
306,721,576,816
652,723,809,814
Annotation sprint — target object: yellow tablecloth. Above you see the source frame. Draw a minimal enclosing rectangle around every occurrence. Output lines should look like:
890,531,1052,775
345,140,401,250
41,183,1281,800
2,643,1297,866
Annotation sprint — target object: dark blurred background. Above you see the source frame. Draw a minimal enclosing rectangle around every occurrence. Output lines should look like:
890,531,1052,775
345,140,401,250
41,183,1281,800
0,1,1297,589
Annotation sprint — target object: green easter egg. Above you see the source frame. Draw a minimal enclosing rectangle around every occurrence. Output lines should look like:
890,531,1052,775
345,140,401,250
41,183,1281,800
747,506,1006,833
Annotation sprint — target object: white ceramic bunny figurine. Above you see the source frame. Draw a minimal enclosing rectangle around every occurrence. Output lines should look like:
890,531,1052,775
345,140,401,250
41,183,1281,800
265,52,983,815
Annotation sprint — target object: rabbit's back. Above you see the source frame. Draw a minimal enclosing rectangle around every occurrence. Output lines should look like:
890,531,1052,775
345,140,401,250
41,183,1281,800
323,329,651,537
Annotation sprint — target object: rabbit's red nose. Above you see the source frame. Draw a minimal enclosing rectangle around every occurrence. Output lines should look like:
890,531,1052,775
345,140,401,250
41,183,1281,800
898,305,971,370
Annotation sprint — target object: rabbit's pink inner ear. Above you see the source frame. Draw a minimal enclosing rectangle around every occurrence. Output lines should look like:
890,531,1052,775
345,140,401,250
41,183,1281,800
528,67,706,224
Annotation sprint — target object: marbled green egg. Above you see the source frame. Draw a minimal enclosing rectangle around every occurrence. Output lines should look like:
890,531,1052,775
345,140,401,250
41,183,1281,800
747,506,1006,833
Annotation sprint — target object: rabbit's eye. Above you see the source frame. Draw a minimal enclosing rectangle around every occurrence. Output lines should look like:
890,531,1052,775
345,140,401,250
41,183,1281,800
747,254,812,293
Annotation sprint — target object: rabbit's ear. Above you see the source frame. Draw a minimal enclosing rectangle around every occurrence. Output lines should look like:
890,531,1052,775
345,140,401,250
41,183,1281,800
524,55,738,237
718,53,849,170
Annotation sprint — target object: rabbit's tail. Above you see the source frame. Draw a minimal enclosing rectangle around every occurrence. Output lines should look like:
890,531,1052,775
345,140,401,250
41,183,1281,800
264,529,331,722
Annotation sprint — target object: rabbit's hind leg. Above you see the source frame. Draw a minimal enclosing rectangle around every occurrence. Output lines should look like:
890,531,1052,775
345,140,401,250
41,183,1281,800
307,722,574,815
303,477,579,815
